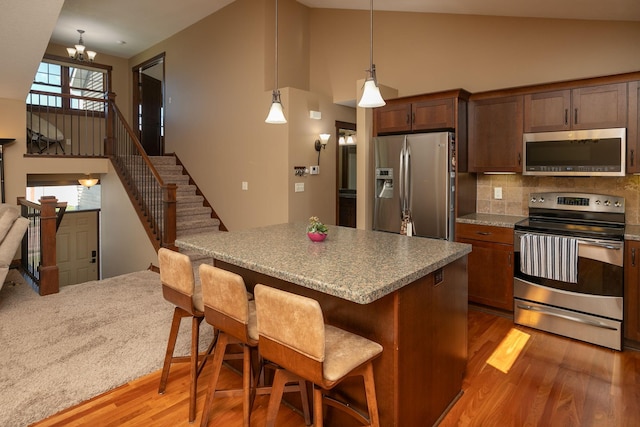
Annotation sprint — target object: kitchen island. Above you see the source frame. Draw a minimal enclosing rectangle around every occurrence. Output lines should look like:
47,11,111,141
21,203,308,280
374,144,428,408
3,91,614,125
177,223,471,426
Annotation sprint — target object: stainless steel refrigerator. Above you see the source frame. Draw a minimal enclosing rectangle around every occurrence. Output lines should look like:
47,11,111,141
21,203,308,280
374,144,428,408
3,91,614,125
373,132,455,240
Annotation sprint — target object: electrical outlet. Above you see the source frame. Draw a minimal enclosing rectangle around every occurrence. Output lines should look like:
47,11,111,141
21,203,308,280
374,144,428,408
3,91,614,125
494,187,503,200
310,165,320,175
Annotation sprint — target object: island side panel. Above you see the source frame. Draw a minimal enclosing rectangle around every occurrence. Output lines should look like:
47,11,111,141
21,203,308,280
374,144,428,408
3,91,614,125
397,256,469,426
215,257,468,426
215,259,400,427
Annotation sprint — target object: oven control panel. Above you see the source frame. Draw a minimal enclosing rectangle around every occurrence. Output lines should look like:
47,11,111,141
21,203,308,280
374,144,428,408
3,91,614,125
528,192,625,214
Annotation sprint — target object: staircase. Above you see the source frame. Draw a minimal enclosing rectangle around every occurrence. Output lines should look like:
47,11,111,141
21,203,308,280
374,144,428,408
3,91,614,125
149,155,222,265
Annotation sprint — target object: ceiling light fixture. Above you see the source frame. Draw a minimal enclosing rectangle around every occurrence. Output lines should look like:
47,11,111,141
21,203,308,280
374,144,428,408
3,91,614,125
67,29,97,62
78,174,99,188
358,0,385,108
265,0,286,124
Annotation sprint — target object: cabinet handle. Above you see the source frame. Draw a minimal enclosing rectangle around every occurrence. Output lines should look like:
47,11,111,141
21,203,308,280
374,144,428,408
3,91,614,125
633,247,637,267
412,112,415,124
508,252,512,267
406,114,410,125
518,152,522,165
476,231,491,236
631,149,635,167
564,109,568,125
574,108,578,125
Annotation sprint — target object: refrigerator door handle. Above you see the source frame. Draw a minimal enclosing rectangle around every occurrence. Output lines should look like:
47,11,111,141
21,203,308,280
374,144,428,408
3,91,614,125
404,140,411,216
399,138,406,215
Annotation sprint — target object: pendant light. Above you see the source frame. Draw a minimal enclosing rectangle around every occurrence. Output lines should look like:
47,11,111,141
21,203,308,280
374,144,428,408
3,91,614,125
265,0,287,124
358,0,385,108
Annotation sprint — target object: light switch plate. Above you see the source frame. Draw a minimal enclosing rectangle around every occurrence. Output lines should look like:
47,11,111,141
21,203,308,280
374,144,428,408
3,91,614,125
295,182,304,192
494,187,503,200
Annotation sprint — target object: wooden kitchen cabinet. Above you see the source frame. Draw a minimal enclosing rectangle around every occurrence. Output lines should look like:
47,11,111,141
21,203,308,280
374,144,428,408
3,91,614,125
468,95,523,173
628,82,640,173
456,223,514,311
375,98,455,134
624,240,640,343
524,83,627,133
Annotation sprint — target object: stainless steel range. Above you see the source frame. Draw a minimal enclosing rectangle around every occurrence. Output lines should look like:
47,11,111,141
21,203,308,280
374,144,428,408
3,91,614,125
513,192,625,350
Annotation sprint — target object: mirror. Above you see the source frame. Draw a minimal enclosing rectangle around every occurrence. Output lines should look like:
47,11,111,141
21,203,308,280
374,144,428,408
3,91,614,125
336,121,356,228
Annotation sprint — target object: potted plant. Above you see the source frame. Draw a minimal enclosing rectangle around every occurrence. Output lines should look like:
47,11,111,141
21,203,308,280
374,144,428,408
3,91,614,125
306,216,328,242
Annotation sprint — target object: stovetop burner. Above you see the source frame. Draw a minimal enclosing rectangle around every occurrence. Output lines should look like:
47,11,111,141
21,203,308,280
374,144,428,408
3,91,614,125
515,217,625,240
515,192,625,240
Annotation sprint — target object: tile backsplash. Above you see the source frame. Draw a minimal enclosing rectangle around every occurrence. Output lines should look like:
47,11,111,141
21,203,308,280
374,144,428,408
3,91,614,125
477,174,640,224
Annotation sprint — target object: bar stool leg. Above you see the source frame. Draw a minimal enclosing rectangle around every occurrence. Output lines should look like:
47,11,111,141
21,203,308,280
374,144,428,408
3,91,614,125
158,307,185,394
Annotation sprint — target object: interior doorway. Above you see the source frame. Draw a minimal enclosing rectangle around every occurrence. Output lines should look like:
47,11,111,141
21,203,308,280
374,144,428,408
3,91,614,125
335,121,357,227
133,53,165,156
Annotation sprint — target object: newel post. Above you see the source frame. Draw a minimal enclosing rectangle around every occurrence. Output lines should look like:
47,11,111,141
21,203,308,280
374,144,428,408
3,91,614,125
105,91,117,156
39,195,59,295
162,183,177,250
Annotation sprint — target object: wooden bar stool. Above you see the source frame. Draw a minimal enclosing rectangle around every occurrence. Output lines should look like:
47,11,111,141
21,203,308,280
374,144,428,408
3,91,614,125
254,284,383,427
199,265,311,427
157,248,214,423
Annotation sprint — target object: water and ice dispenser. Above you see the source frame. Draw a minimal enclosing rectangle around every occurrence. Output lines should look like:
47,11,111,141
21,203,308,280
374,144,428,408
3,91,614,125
376,168,394,199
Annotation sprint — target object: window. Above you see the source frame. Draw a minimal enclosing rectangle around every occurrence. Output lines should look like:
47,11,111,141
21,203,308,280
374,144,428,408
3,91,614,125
27,59,107,112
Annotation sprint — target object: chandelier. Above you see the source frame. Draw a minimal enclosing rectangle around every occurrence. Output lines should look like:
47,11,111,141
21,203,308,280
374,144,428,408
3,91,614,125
67,29,97,62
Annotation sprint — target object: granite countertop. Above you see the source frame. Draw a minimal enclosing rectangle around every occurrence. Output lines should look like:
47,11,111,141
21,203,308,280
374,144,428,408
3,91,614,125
457,212,640,240
625,225,640,241
456,213,527,228
176,222,471,305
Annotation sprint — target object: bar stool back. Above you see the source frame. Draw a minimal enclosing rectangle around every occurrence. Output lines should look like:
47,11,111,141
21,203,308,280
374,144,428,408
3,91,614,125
254,284,383,427
199,265,311,427
157,248,213,423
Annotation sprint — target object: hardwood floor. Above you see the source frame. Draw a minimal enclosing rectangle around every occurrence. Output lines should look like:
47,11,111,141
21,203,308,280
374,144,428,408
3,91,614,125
31,308,640,426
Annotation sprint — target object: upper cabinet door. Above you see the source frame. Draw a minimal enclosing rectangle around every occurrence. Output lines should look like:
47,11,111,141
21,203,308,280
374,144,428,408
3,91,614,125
468,95,524,173
628,82,639,173
524,90,571,132
412,99,455,131
524,83,627,133
572,83,627,130
374,103,412,134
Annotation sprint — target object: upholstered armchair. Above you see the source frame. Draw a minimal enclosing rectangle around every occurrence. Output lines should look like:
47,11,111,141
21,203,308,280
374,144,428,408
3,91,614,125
0,204,29,291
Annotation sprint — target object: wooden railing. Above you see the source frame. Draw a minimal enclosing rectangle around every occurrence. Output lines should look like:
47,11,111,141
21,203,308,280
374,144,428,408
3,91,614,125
18,196,67,296
27,90,106,156
105,92,177,251
22,90,178,294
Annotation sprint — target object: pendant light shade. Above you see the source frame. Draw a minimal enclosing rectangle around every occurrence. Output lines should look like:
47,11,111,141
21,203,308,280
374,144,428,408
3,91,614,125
265,90,287,124
266,0,286,124
358,0,385,108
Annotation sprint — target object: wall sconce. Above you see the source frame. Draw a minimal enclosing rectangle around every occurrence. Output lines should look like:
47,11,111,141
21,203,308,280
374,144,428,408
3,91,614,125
314,133,331,165
78,174,99,188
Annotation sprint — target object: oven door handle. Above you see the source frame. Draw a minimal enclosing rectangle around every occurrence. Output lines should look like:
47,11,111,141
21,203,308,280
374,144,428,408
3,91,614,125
516,303,619,331
577,240,621,250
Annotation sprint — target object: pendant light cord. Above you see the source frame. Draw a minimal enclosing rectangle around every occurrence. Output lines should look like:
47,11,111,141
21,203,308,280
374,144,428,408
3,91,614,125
369,0,373,73
274,0,279,91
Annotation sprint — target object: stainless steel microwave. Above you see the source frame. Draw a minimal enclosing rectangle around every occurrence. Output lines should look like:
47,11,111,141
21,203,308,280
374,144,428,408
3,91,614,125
523,128,626,176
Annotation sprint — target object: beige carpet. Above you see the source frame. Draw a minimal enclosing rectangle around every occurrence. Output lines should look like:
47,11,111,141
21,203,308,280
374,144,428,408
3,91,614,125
0,268,213,427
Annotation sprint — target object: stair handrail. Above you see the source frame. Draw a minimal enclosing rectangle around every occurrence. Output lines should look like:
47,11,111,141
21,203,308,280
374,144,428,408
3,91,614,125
105,92,177,251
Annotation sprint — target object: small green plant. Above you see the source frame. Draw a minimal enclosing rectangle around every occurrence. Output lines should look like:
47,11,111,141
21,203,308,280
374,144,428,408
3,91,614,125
307,216,328,234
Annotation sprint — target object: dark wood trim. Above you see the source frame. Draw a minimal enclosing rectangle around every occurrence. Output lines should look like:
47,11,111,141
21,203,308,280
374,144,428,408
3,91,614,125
470,70,640,100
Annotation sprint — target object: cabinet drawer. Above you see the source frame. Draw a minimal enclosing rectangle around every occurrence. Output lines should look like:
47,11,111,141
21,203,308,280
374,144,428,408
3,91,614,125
456,222,514,244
